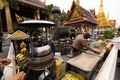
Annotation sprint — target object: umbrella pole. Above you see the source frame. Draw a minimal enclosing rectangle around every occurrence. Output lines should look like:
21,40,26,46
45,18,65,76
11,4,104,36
45,27,47,40
29,27,33,57
12,40,17,56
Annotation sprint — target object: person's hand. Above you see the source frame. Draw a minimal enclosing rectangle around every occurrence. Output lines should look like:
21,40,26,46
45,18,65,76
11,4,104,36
95,50,101,54
93,48,102,54
10,71,26,80
94,48,102,54
0,58,11,68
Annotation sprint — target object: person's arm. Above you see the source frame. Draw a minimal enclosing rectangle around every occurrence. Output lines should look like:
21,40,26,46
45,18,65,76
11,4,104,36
81,40,101,54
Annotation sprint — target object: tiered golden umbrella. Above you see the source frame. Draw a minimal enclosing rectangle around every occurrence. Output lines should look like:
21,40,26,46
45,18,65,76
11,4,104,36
6,30,29,56
6,30,29,40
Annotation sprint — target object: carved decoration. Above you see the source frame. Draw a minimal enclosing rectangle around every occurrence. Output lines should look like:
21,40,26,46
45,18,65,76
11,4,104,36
69,7,83,21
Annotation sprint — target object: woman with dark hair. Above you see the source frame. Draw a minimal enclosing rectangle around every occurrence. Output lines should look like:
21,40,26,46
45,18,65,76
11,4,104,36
0,58,11,79
72,32,101,56
0,58,26,80
0,32,3,52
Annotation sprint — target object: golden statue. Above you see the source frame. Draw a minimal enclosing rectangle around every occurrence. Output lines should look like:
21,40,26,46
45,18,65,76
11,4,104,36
20,41,27,56
16,41,29,66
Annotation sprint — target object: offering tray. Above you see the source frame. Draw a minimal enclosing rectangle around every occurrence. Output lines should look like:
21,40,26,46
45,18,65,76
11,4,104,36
85,48,106,58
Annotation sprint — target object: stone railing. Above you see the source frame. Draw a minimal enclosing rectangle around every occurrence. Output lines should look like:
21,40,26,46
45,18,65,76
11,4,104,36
1,43,16,80
95,43,118,80
2,43,118,80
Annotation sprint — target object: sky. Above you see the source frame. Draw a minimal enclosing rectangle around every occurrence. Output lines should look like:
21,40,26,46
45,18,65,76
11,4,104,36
41,0,120,27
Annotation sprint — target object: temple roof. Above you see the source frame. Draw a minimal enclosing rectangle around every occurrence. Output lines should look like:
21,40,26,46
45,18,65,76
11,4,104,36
64,1,98,26
18,0,45,9
11,0,46,19
96,0,111,27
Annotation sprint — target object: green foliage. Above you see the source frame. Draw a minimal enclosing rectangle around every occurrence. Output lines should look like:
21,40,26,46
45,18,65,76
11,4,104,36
14,26,42,35
14,26,27,32
45,4,67,23
103,29,115,39
44,4,54,20
7,0,19,10
60,11,67,23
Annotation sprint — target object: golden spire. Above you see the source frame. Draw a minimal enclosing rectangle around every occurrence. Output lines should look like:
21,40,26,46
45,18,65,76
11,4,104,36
107,11,109,20
107,11,112,27
96,0,111,28
76,0,80,5
44,0,46,6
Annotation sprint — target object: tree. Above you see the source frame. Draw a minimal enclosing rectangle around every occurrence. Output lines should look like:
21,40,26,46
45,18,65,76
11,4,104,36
60,10,67,25
44,4,54,20
103,29,115,39
7,0,19,10
44,4,67,25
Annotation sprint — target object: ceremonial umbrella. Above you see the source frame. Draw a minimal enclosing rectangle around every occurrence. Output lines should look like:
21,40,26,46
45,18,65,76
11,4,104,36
6,30,29,40
5,30,29,56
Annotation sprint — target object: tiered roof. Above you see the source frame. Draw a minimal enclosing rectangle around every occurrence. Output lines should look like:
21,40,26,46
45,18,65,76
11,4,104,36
18,0,45,9
13,0,45,19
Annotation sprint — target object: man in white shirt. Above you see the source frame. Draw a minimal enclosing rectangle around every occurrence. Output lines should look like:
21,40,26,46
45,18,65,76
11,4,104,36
111,37,120,58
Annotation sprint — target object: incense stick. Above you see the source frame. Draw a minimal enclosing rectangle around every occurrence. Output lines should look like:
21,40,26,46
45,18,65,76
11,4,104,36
4,65,16,69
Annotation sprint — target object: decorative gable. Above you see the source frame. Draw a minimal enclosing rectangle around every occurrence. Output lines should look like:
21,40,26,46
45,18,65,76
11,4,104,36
66,1,84,21
69,7,83,21
64,1,98,26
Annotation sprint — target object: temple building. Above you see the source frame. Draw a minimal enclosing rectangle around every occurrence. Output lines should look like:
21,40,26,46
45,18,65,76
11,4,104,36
0,0,46,33
64,0,98,35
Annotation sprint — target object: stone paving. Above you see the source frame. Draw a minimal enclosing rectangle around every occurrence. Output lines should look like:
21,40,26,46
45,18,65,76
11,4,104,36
114,58,120,80
0,38,10,58
0,38,10,73
0,34,120,80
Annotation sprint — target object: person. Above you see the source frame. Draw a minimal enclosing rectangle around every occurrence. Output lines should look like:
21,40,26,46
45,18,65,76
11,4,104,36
0,58,26,80
111,35,120,58
0,32,3,52
0,58,11,79
10,71,26,80
0,58,11,67
72,32,101,56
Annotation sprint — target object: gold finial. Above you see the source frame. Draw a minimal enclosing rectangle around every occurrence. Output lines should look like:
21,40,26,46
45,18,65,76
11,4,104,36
76,0,80,5
107,11,109,20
